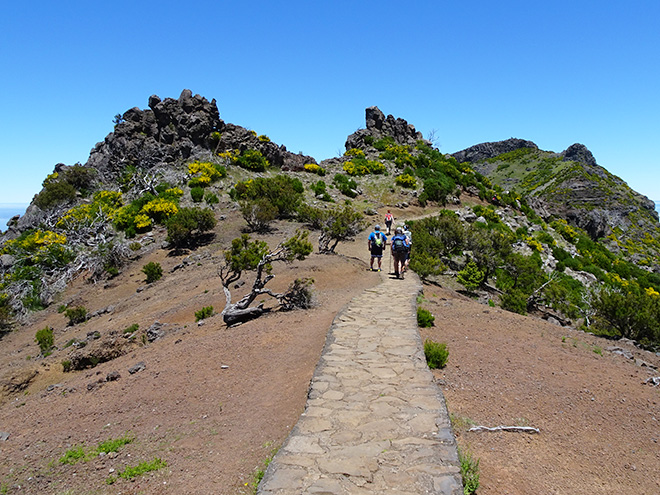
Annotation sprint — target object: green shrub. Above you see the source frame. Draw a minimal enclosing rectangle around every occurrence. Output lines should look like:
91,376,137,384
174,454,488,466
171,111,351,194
190,186,204,202
195,306,214,321
417,307,435,327
231,176,304,218
204,192,219,205
241,198,278,233
501,289,528,315
236,149,269,171
332,174,358,198
457,261,485,291
395,173,417,188
62,360,72,372
64,306,88,326
423,339,448,369
34,181,77,209
166,207,217,248
123,323,139,334
96,434,134,454
129,242,142,251
35,326,55,356
111,458,167,482
142,262,163,283
0,293,12,329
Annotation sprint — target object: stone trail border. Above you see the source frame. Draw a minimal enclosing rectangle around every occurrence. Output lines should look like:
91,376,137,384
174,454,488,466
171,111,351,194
257,270,462,494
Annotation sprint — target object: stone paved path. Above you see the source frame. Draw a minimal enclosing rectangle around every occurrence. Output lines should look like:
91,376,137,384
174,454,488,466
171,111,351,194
257,269,463,494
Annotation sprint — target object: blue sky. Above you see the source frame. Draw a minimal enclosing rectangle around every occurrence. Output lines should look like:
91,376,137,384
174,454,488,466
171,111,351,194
1,0,658,207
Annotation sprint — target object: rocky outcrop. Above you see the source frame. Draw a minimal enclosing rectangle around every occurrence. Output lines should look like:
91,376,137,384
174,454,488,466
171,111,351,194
345,106,427,151
86,90,223,182
86,89,316,181
561,143,597,166
451,138,538,164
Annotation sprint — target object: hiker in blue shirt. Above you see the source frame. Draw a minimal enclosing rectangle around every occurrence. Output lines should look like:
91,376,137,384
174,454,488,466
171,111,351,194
390,226,410,279
368,225,387,271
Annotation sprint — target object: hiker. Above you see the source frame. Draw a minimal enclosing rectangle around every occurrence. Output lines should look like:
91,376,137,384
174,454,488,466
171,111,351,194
402,224,412,273
390,226,409,279
367,225,387,272
384,210,394,235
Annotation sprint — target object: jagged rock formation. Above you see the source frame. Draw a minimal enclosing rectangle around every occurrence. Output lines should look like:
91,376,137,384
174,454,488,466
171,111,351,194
451,138,538,164
345,106,428,151
88,89,316,183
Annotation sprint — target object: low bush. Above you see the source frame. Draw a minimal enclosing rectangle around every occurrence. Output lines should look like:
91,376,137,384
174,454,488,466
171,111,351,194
304,163,326,176
423,339,448,369
195,306,214,321
142,262,163,283
166,207,217,248
332,174,358,198
416,307,435,327
65,306,88,326
236,149,269,172
35,326,55,356
190,186,204,203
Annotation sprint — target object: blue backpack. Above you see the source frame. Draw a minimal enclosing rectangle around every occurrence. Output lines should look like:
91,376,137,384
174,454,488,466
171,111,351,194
392,236,406,252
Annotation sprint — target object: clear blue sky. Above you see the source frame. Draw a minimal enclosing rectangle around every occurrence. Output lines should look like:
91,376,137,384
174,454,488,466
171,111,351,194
1,0,658,206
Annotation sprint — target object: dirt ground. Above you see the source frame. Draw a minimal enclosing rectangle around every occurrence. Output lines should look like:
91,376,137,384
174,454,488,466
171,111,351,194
420,285,660,495
1,208,659,494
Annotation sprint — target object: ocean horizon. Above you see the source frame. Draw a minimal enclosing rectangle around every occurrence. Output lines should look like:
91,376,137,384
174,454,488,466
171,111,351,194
0,204,29,231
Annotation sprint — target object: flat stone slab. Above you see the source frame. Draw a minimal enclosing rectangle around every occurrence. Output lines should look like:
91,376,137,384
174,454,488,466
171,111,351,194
258,271,462,494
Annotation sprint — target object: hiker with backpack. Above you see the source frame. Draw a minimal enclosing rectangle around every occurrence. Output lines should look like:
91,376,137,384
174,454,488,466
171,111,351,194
402,224,412,274
384,210,394,235
368,225,388,272
390,226,410,279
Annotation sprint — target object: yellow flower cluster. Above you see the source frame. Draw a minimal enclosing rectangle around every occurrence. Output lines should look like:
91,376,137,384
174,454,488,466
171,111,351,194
134,213,152,229
42,172,59,186
343,160,385,176
141,198,179,219
645,286,660,298
188,161,223,182
218,149,240,163
344,148,365,158
303,163,326,175
258,134,271,142
395,174,417,188
56,190,124,228
165,187,184,198
525,237,544,252
2,230,67,256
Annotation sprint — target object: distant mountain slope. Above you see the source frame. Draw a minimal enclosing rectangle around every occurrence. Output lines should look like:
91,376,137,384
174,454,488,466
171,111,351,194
453,139,660,268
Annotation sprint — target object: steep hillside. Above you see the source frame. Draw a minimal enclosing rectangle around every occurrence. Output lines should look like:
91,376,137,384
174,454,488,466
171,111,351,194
453,139,660,268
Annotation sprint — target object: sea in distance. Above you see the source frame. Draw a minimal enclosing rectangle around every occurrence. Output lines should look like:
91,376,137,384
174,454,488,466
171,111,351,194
0,204,29,232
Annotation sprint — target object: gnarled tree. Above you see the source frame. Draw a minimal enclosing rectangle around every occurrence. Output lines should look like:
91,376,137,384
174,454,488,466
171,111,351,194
218,230,313,325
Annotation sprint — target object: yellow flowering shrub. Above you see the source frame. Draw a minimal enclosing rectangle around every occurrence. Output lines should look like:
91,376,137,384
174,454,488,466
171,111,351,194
218,149,240,162
134,213,152,229
344,148,365,158
165,187,184,198
141,198,179,221
645,286,660,298
395,174,417,188
303,164,326,176
343,159,385,176
525,237,544,252
258,134,271,142
2,230,70,266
